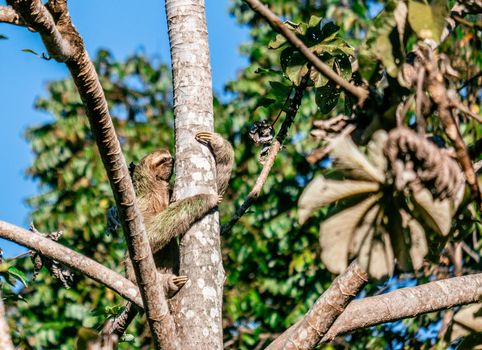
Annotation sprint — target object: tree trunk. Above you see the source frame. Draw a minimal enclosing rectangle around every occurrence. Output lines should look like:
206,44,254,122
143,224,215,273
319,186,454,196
165,0,224,348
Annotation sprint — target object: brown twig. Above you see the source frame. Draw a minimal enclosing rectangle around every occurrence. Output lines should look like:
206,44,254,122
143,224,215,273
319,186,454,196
414,45,482,208
0,220,143,308
306,123,356,164
242,0,369,106
221,71,310,235
322,272,482,341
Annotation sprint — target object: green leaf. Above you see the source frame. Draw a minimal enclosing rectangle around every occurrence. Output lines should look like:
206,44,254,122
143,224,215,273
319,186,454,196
315,82,341,114
308,15,322,29
408,0,448,43
269,33,287,49
280,48,309,85
22,48,39,56
8,266,28,287
269,81,292,98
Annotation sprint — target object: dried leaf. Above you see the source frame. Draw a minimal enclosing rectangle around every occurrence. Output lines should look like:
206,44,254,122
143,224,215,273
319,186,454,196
403,212,428,270
451,304,482,341
298,176,379,224
366,130,388,172
412,188,454,236
319,195,380,274
330,135,386,183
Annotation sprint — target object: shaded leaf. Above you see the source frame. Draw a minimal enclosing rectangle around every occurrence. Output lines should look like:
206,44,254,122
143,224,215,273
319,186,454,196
406,214,428,270
366,130,388,172
319,195,380,274
412,188,454,236
315,82,341,114
298,176,379,224
330,135,386,183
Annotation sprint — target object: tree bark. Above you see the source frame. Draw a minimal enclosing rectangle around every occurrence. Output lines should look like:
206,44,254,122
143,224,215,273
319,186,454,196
165,0,224,348
0,292,14,350
0,220,143,307
266,261,368,350
7,1,178,348
322,273,482,341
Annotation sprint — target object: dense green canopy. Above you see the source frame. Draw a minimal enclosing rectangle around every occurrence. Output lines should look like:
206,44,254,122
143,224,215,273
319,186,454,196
2,0,481,349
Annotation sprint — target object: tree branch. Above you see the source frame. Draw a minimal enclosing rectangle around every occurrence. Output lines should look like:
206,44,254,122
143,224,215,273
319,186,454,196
0,291,14,350
7,1,178,348
0,5,25,26
0,220,143,308
242,0,369,105
322,273,482,341
222,72,310,235
266,261,368,350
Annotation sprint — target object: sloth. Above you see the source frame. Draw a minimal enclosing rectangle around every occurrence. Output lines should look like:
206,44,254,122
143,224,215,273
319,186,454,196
105,131,234,338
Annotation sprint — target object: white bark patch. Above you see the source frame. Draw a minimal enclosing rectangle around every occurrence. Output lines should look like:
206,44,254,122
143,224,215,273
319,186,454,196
192,172,203,181
193,156,212,171
202,286,216,301
196,278,206,289
211,323,220,334
300,328,308,340
194,230,208,245
209,307,219,319
202,328,209,337
185,310,195,319
210,251,220,264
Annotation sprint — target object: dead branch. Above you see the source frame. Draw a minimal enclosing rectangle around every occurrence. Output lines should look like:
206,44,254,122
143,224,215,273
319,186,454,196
222,71,310,235
0,220,143,308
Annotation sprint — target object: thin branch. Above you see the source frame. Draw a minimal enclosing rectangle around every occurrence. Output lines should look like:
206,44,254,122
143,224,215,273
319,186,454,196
222,72,310,235
242,0,369,105
0,5,25,26
322,273,482,341
7,1,178,348
0,220,143,308
0,292,14,350
266,261,368,350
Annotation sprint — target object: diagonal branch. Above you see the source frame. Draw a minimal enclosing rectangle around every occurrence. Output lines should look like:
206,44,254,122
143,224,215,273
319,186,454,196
322,273,482,341
222,72,310,235
7,1,178,348
0,5,25,26
0,220,143,308
266,261,368,350
242,0,369,105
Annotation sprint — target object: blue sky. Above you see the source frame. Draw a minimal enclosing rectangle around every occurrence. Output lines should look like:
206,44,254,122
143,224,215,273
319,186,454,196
0,0,248,257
